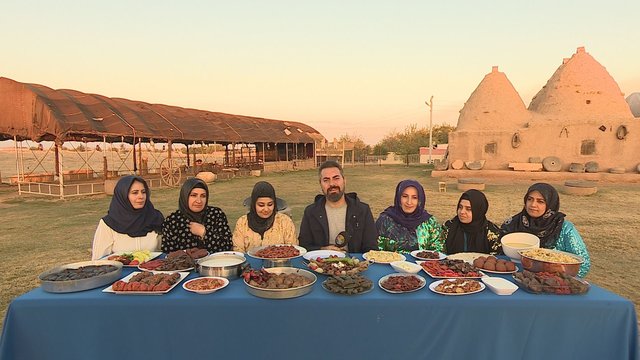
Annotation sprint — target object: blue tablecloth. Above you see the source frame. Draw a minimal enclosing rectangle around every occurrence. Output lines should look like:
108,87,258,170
1,256,638,360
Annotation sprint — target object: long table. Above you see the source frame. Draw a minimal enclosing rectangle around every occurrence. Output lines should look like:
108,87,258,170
1,256,638,360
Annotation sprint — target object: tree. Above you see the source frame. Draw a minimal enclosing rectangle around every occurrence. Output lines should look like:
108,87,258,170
374,124,456,162
337,134,371,162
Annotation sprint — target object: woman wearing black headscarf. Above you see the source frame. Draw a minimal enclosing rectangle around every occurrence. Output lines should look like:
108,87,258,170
376,179,443,253
91,176,164,260
501,183,590,277
161,178,233,253
441,189,502,255
232,181,297,253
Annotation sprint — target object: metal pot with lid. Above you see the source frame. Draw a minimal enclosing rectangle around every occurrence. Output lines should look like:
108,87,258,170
197,253,249,279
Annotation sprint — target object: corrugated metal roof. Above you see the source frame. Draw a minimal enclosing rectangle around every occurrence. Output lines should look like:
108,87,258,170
0,77,325,144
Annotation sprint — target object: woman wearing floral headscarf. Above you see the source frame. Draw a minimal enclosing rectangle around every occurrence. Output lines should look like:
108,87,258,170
501,182,590,277
91,175,164,260
232,181,297,253
441,189,502,255
376,179,443,253
161,178,232,253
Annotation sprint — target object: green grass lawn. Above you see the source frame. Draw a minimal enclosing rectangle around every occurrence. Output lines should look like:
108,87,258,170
1,164,638,332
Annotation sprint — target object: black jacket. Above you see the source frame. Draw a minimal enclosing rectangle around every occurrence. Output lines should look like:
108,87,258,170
298,192,378,253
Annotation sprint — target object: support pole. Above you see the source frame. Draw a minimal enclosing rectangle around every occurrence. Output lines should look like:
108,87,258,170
14,136,21,194
56,141,65,199
425,96,434,164
102,136,108,180
132,136,138,174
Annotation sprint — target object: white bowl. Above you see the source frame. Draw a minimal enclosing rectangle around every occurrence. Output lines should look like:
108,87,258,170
501,232,540,262
389,261,422,274
481,276,518,296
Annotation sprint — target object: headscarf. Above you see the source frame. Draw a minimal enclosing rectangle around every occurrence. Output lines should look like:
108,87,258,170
247,181,278,239
501,183,565,248
445,189,491,254
179,178,209,223
380,180,432,230
102,175,164,237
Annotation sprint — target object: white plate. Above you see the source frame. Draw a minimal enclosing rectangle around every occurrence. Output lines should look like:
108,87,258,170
103,251,162,267
247,244,307,260
378,273,426,294
182,276,229,294
303,250,346,261
410,250,447,261
102,271,189,295
479,265,519,274
445,252,487,264
209,251,246,259
481,276,518,295
362,251,406,264
415,261,483,279
389,261,422,274
429,279,485,296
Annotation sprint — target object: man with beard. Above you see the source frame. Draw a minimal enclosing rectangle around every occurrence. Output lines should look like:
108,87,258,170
298,160,378,252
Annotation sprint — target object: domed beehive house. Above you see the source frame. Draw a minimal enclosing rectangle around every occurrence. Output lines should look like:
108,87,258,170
447,47,639,172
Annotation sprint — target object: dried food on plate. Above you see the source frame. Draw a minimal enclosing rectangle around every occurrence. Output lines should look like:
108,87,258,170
322,274,373,295
182,276,229,294
307,256,369,275
243,267,316,299
472,256,517,273
103,271,188,295
379,273,426,293
167,248,209,260
138,253,195,272
39,260,123,293
410,250,446,261
362,250,405,263
243,268,313,289
429,278,485,295
247,245,307,259
512,270,589,295
419,259,482,278
106,251,161,266
40,264,119,281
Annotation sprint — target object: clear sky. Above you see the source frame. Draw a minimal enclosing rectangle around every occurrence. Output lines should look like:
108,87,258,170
1,0,638,145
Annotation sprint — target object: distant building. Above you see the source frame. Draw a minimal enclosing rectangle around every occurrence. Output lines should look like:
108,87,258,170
447,47,639,172
419,144,447,164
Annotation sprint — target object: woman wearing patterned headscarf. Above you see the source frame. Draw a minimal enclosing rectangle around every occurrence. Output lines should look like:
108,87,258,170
161,178,232,253
232,181,297,253
376,179,443,253
441,189,502,255
501,183,590,277
92,175,164,260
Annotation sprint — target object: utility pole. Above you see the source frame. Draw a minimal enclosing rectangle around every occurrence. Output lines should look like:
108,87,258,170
425,96,434,163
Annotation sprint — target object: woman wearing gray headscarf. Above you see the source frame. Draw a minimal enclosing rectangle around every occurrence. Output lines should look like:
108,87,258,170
232,181,297,253
161,178,232,253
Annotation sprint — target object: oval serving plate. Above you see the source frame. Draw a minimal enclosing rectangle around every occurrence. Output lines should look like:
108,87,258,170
429,279,485,296
362,250,406,264
378,273,426,294
410,250,447,261
303,249,345,261
182,276,229,294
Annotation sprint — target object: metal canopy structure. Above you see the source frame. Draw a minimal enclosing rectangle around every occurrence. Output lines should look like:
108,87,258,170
0,76,324,198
